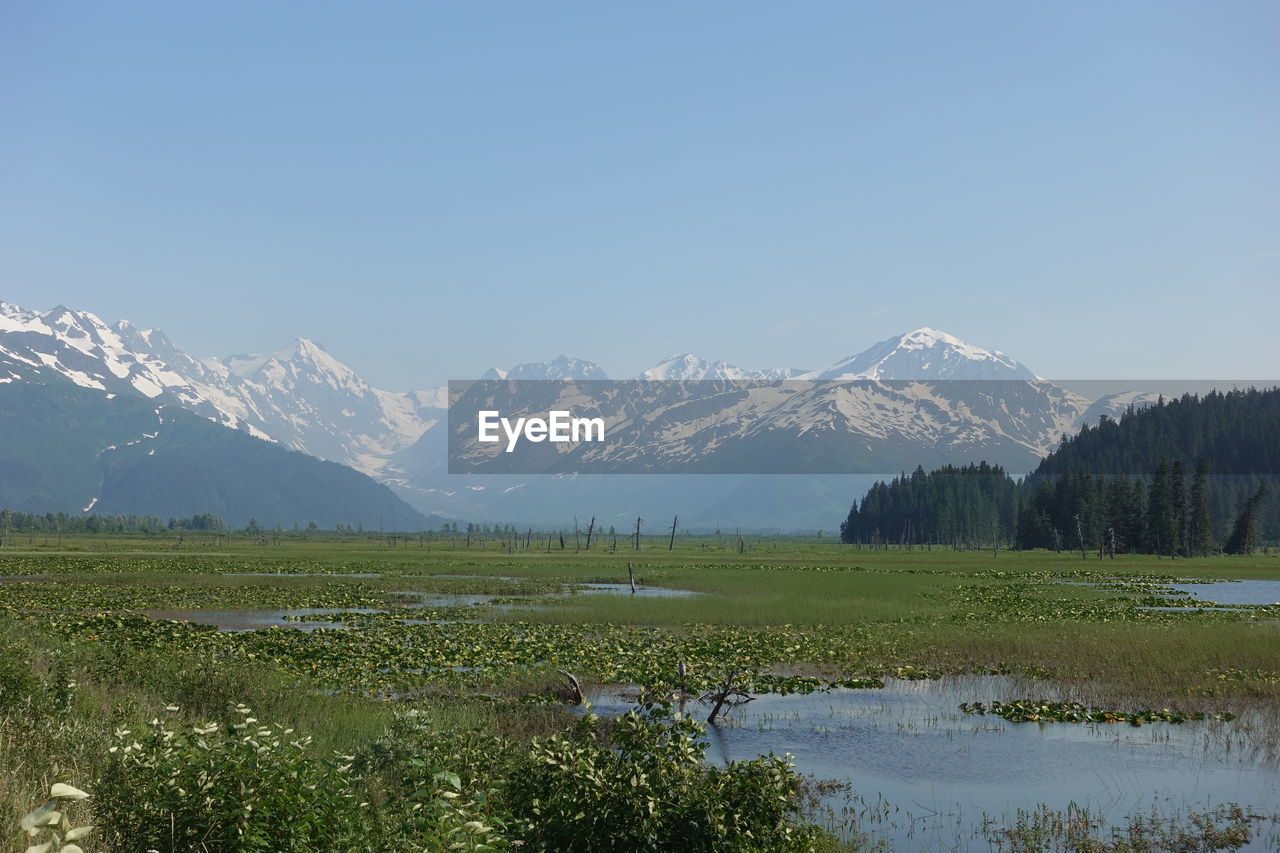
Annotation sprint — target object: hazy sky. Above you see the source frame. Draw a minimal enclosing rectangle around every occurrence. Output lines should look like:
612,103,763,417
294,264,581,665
3,2,1277,389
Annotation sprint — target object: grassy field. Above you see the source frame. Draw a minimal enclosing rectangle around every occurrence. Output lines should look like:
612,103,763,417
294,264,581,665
1,535,1277,850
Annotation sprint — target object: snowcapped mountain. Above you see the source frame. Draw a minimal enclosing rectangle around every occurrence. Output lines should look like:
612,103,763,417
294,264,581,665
807,327,1038,381
636,329,1028,383
480,356,607,380
1076,390,1164,425
200,339,446,476
0,301,443,477
0,302,265,432
4,302,1174,527
639,354,807,381
447,376,1091,476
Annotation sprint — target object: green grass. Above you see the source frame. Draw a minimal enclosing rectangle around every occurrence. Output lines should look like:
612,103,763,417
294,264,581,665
0,535,1277,850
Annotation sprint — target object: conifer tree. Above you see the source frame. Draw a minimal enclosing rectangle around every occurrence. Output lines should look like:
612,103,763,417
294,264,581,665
1223,482,1269,555
1188,457,1214,556
1146,458,1176,556
1171,460,1188,556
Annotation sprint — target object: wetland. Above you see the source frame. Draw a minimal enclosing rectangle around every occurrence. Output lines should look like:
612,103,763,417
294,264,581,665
1,537,1278,850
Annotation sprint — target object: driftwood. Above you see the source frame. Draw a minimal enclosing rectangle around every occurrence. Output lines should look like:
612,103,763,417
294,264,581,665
705,671,754,724
557,669,584,705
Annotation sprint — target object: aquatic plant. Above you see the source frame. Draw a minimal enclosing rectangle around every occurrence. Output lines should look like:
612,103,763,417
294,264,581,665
960,700,1235,725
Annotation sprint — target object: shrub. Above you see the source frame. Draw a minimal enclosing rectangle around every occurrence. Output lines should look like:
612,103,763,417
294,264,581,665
359,709,511,851
0,632,41,711
504,704,822,852
93,704,372,852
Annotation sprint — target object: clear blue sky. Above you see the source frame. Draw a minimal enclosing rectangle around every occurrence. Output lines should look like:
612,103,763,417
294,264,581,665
3,2,1277,389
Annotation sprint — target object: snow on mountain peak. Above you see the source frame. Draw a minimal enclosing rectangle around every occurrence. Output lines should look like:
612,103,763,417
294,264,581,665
3,299,1063,506
481,355,608,381
810,328,1038,381
638,353,805,381
224,338,339,379
0,300,445,476
641,354,743,380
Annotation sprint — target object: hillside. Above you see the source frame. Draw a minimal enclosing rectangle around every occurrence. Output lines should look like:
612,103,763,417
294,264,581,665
0,362,429,529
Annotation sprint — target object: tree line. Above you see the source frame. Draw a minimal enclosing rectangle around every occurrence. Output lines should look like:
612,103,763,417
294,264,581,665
840,387,1278,555
0,509,228,535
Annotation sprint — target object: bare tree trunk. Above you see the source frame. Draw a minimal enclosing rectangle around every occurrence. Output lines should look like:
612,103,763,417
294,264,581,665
627,561,637,594
669,515,678,551
707,671,739,724
584,516,595,550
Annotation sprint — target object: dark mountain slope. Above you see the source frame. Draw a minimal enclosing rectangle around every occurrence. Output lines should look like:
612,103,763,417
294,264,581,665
0,362,428,529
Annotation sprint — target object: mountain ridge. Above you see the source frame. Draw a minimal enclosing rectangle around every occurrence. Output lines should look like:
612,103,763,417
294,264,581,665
2,298,1171,527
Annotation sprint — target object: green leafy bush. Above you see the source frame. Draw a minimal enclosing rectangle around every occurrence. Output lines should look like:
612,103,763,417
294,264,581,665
359,709,512,851
93,704,372,852
505,705,821,852
359,705,824,852
0,632,41,711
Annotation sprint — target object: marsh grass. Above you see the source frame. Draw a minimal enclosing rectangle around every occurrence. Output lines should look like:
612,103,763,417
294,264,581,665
0,538,1277,849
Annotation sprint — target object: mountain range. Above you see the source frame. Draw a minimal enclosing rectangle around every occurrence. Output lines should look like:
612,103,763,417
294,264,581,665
1,300,1164,529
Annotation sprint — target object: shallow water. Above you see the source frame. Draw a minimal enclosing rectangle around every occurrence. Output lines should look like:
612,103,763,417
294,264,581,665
144,591,497,631
1140,605,1247,612
136,583,699,630
392,591,501,607
562,582,701,598
1168,580,1280,606
582,676,1280,850
141,607,378,631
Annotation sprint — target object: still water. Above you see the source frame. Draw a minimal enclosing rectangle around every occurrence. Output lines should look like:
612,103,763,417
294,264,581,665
584,676,1280,850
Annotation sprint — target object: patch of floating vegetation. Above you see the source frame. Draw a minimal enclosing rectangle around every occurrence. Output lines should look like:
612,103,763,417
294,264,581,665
428,573,523,582
960,700,1236,725
223,571,381,578
948,579,1280,623
0,578,399,613
32,607,903,698
1209,668,1280,685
